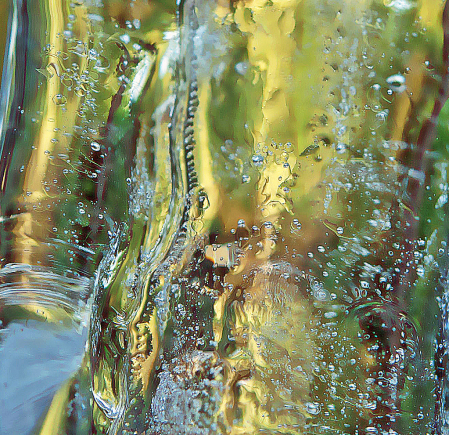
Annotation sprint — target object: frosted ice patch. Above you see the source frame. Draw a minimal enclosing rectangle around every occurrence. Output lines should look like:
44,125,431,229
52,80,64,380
0,320,87,435
384,0,417,11
386,73,407,93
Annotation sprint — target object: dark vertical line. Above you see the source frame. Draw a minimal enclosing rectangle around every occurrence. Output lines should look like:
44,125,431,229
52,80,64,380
393,2,449,433
0,0,28,199
401,1,449,211
390,2,449,312
361,2,449,433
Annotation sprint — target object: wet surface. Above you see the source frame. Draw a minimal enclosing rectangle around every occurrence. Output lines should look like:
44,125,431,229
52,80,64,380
1,0,449,434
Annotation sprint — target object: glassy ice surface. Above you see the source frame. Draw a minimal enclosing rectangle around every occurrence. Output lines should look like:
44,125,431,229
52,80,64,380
1,0,449,434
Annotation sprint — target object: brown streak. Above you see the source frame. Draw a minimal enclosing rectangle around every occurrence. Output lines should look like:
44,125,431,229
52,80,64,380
394,2,449,433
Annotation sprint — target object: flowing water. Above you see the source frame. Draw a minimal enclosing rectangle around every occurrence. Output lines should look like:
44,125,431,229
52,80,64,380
1,0,449,434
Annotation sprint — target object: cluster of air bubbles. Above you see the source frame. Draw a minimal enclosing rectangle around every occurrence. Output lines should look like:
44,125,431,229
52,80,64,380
78,202,86,215
311,280,329,301
251,154,264,166
123,19,141,30
290,218,301,233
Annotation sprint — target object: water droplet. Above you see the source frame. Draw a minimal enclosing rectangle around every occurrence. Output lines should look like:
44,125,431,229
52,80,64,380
235,62,248,75
386,73,406,92
305,402,321,415
237,219,246,227
87,13,104,22
91,141,101,152
335,142,347,154
120,34,131,44
52,94,67,106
